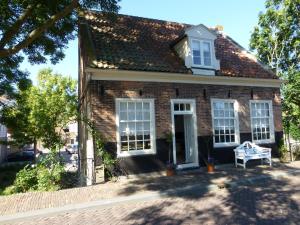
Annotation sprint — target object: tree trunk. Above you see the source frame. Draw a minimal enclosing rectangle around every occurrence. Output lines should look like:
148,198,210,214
33,139,37,162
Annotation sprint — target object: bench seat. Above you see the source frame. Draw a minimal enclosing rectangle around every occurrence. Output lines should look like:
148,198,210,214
234,141,272,169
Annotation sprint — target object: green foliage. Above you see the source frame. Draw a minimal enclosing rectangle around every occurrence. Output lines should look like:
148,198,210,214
85,119,117,178
0,164,28,195
278,138,288,159
1,68,78,150
250,0,300,74
12,165,38,193
250,0,300,142
289,123,300,141
0,0,120,97
6,151,66,194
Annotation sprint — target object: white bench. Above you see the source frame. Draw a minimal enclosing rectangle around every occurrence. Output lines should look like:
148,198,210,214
233,141,272,169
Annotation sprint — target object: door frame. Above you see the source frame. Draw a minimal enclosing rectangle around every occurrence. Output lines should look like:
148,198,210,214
170,99,199,169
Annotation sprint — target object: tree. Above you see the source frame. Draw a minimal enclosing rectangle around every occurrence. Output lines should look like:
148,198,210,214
282,70,300,140
0,0,120,97
250,0,300,77
0,68,78,154
250,0,300,154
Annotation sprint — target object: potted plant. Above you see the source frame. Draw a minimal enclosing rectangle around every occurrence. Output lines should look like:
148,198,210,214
204,135,215,173
164,131,175,176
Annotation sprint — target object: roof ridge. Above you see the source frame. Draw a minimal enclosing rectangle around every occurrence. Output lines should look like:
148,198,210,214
85,9,191,27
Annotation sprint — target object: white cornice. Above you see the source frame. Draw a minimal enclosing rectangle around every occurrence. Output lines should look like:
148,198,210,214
86,68,283,88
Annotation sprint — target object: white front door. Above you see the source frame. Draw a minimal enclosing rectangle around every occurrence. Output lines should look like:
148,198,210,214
171,99,199,169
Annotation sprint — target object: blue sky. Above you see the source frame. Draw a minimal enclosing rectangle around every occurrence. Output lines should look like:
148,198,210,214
20,0,266,82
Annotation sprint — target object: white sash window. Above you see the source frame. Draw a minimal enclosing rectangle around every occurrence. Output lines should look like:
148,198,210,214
250,100,275,144
116,99,156,157
211,99,240,147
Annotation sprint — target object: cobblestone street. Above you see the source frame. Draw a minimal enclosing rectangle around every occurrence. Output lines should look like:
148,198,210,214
4,175,300,225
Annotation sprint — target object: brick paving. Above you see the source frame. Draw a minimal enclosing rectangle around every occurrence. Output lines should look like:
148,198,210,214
4,174,300,225
0,160,300,221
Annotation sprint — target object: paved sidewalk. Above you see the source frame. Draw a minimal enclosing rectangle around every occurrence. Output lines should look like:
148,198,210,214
0,160,299,218
4,174,300,225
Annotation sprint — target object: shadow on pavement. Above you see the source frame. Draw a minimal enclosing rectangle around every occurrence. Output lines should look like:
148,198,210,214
120,162,300,224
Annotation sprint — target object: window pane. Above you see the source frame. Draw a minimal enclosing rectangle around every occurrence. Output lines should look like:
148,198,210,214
186,104,191,111
180,104,185,111
192,40,201,52
129,142,136,150
128,111,135,120
143,102,150,110
120,102,127,111
128,102,135,110
143,111,150,120
230,135,235,142
225,135,230,142
120,111,127,120
203,42,211,66
136,141,143,150
144,140,151,150
144,122,150,131
121,134,127,141
119,122,127,132
192,40,201,65
121,142,128,151
193,57,201,65
136,122,143,131
136,102,142,110
136,131,143,141
174,103,179,111
136,111,143,120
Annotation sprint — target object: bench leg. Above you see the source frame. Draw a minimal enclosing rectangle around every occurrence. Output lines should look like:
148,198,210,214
269,157,272,167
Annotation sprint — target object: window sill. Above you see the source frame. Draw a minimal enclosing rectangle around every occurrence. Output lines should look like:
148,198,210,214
117,150,156,158
214,143,240,148
191,65,214,69
253,139,275,145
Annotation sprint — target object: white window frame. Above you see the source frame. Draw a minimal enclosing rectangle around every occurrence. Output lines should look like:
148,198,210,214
115,98,156,157
191,38,213,68
250,100,275,144
211,99,240,148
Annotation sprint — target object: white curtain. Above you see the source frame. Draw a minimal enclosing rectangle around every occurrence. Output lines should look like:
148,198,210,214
184,115,194,163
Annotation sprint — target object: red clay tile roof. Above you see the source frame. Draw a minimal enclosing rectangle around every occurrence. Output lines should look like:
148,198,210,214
80,11,277,79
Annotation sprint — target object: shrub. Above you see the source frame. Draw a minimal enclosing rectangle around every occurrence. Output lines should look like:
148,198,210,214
12,165,37,193
9,151,66,194
36,164,64,191
278,138,288,161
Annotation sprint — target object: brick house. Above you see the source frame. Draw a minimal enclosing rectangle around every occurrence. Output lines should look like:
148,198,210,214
78,11,283,185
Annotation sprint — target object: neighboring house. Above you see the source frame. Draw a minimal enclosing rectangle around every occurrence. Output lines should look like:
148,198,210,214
78,11,283,185
65,122,78,146
0,124,8,164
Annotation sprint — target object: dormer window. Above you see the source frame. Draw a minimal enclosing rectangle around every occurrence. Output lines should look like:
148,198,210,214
191,39,212,67
173,24,220,75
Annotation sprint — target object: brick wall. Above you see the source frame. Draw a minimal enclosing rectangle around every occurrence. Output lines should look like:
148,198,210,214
90,80,282,142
